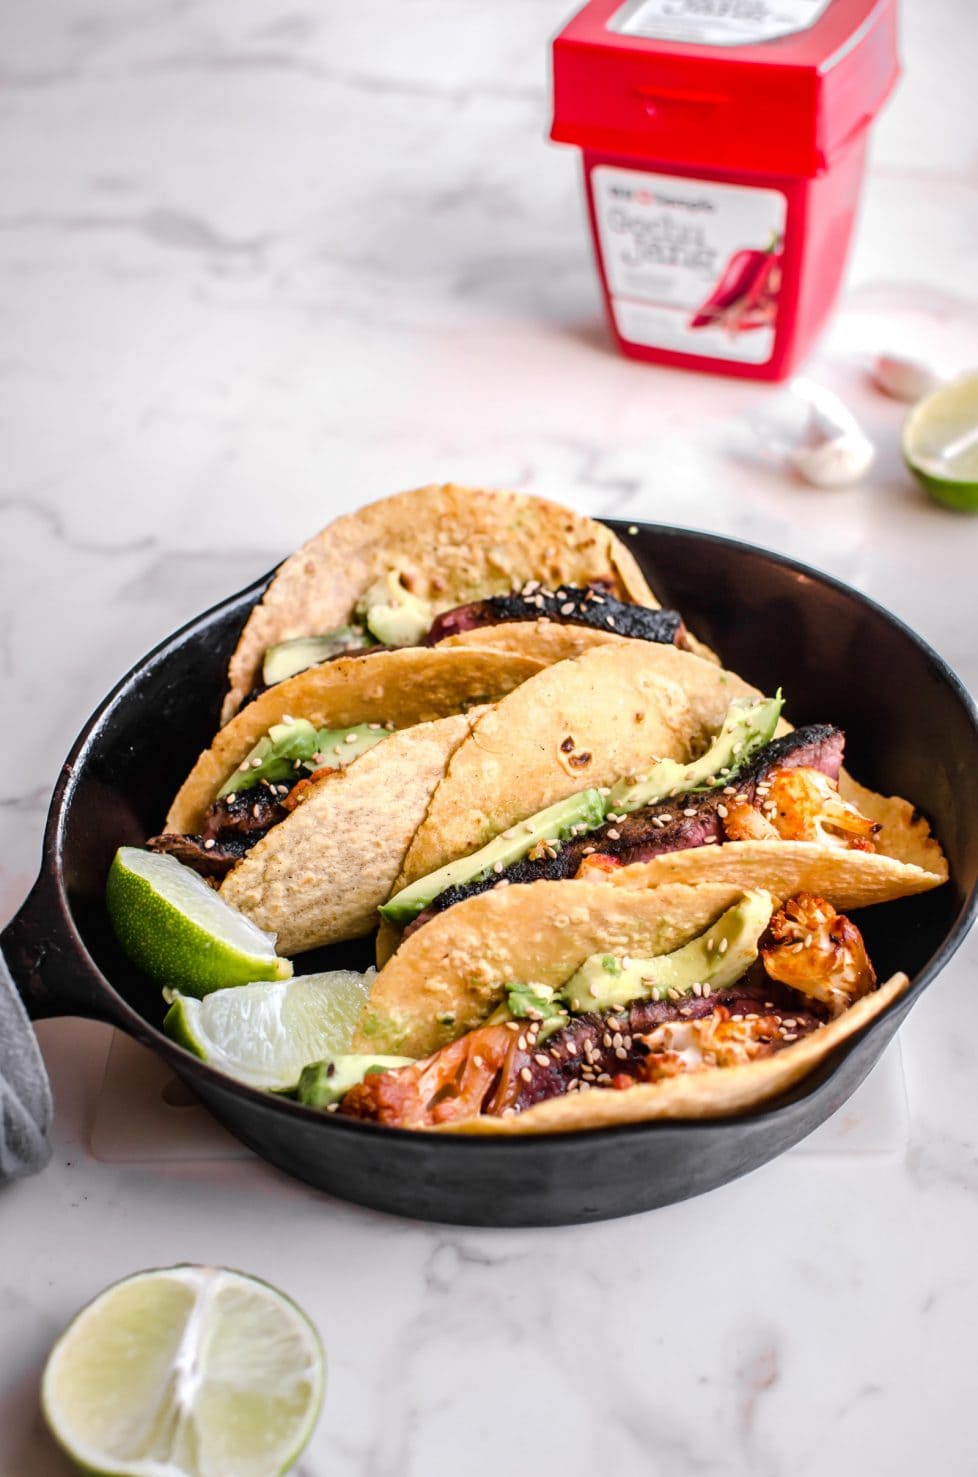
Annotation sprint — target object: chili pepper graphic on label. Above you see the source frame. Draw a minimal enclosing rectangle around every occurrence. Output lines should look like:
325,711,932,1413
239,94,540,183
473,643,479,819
690,236,783,335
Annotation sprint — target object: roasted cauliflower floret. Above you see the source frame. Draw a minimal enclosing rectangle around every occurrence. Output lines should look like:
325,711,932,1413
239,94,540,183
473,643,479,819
722,765,879,851
760,893,876,1016
634,1008,789,1081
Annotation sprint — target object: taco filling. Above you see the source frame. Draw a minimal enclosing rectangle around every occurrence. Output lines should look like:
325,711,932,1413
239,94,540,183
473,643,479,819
148,717,392,881
381,693,881,942
256,582,690,693
303,892,876,1129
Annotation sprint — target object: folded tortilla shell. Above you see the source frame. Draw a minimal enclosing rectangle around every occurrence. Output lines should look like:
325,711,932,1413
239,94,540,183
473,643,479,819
223,484,657,721
357,880,760,1058
219,712,484,955
603,841,945,910
437,620,720,666
447,972,909,1135
167,646,542,834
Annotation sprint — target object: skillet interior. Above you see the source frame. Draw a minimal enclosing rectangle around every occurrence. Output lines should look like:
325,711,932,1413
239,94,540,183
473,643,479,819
27,524,978,1225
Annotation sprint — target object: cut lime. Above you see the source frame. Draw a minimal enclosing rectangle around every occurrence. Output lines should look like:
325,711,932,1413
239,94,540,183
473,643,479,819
41,1265,324,1477
902,371,978,511
164,969,375,1090
106,848,292,998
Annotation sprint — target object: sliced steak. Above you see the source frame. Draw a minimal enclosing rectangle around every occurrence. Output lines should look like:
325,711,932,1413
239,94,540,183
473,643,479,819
404,723,845,936
509,979,825,1113
425,585,690,648
147,786,289,882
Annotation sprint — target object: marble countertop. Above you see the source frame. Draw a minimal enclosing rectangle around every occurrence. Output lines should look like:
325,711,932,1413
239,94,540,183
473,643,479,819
2,1,977,1473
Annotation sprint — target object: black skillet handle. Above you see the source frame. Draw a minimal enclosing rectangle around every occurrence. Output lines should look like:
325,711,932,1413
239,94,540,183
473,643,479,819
0,871,121,1182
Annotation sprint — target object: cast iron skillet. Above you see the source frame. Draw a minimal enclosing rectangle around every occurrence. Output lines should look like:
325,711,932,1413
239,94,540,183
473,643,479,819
4,524,977,1226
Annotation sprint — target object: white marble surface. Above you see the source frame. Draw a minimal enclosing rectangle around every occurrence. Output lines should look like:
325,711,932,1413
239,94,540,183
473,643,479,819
2,1,977,1472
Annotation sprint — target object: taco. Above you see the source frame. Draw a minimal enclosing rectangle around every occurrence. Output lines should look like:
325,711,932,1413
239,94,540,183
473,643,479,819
297,881,909,1132
221,484,662,721
149,647,542,955
376,644,947,961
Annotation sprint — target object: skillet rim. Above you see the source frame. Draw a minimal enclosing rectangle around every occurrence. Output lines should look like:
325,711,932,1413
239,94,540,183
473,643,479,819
36,521,978,1148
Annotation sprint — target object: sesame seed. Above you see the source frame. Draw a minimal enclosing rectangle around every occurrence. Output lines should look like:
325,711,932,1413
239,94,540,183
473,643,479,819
597,1072,613,1084
473,1055,484,1067
628,524,639,535
723,786,737,796
598,786,611,797
606,828,620,840
692,982,702,996
651,987,660,1001
612,1033,623,1049
717,804,728,818
534,1053,550,1068
560,601,574,615
203,838,216,850
493,860,504,874
615,1047,628,1060
704,837,719,844
782,1033,798,1043
326,1103,339,1113
706,938,715,953
566,1040,579,1055
252,805,262,820
344,732,359,744
607,616,616,627
251,757,263,768
703,985,711,997
519,1067,532,1083
505,1021,520,1032
238,761,251,773
683,808,697,818
718,938,729,954
225,792,237,804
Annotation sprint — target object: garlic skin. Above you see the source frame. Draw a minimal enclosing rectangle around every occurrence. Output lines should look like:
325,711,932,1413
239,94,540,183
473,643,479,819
873,353,949,404
786,379,876,488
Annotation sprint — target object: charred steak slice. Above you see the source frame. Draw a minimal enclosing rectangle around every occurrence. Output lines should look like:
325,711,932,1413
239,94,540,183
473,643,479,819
147,786,288,882
425,585,690,648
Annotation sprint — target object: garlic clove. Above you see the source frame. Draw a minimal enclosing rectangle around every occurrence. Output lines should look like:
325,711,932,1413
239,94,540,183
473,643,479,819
788,429,876,488
872,353,949,404
785,378,876,488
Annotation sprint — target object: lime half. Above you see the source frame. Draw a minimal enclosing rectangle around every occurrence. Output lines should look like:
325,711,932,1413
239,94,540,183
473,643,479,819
902,371,978,511
42,1265,324,1477
164,969,375,1090
106,848,292,998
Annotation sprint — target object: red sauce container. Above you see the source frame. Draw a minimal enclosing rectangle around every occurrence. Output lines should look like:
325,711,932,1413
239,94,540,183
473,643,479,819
551,0,899,380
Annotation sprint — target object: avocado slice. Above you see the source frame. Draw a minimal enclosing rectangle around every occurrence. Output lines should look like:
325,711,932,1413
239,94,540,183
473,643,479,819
379,788,608,927
262,627,374,687
297,1053,414,1109
607,692,783,816
358,571,434,647
217,719,388,798
559,891,776,1014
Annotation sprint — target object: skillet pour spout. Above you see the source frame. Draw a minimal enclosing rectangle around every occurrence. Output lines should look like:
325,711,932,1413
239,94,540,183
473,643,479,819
1,528,976,1224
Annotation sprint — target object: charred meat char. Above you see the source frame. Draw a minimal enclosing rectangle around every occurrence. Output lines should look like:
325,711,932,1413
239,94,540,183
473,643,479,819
425,585,690,648
147,787,288,882
404,725,846,936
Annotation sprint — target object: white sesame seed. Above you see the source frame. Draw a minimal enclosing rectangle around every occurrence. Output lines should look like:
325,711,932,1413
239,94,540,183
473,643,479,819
493,860,504,874
203,838,216,850
534,1053,550,1068
718,938,729,954
225,792,237,804
517,1036,527,1051
344,732,359,744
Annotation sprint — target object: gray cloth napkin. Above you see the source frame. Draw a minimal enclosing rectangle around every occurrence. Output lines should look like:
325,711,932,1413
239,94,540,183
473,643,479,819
0,950,53,1182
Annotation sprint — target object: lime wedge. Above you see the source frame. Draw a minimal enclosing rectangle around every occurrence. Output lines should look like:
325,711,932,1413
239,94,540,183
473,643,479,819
42,1264,324,1477
902,371,978,510
106,848,292,998
164,969,374,1090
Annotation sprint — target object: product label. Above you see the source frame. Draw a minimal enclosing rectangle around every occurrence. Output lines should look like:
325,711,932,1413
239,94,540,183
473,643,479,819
609,0,832,46
591,165,787,365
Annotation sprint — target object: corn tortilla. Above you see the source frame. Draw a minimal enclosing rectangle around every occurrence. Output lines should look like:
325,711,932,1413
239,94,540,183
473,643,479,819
168,646,542,834
220,713,483,955
222,484,658,721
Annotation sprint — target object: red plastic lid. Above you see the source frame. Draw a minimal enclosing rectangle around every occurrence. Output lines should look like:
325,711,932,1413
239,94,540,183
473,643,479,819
551,0,899,178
